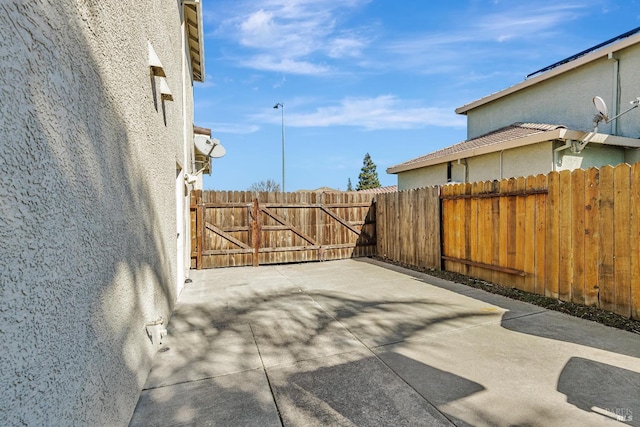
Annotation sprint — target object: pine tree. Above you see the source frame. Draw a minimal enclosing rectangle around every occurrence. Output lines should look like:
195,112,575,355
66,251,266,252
347,178,353,191
356,153,381,190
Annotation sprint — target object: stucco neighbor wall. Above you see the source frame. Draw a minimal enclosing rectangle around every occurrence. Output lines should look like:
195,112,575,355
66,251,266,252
556,143,625,171
397,163,448,190
397,142,554,189
466,42,640,140
625,148,640,165
454,142,553,182
1,2,193,425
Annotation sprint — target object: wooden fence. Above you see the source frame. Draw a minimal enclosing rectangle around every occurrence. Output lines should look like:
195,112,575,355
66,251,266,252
376,187,441,269
190,190,376,268
191,163,639,319
377,164,639,320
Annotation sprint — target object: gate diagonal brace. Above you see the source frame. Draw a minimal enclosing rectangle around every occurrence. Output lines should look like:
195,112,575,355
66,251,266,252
205,222,251,249
260,207,318,245
320,206,373,242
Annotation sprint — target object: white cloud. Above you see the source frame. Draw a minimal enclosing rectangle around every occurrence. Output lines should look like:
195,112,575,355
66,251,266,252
212,0,372,74
199,122,261,135
241,55,331,75
253,95,466,130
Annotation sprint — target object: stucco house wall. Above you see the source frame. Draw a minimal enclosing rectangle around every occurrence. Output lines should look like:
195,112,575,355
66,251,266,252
1,1,197,425
466,42,640,140
556,143,626,171
396,139,631,190
398,163,447,190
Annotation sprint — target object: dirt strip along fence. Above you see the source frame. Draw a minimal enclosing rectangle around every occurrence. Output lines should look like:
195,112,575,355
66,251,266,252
376,163,640,320
191,190,376,269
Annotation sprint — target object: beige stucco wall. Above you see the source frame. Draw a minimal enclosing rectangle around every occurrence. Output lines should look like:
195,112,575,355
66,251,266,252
466,42,640,140
1,1,194,425
625,148,640,165
397,142,554,188
396,140,633,189
397,163,448,190
556,143,625,171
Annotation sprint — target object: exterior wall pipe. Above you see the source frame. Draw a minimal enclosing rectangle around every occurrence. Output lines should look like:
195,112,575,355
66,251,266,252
609,52,619,135
553,139,573,171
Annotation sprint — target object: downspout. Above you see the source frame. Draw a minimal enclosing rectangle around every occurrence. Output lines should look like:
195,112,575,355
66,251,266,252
499,150,503,179
553,139,573,171
457,158,468,182
609,52,619,135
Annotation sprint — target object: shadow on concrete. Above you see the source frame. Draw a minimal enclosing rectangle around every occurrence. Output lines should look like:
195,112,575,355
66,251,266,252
270,354,463,426
361,258,640,359
129,370,281,427
558,357,639,426
130,282,496,425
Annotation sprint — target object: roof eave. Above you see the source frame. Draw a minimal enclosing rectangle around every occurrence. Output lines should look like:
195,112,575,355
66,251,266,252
455,32,640,115
387,129,640,175
387,129,564,174
183,0,205,82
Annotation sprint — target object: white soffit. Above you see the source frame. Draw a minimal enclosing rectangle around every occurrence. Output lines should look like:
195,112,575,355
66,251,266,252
183,1,205,82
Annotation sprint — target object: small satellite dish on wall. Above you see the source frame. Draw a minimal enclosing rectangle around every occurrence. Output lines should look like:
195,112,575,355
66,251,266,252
194,135,226,158
592,96,609,122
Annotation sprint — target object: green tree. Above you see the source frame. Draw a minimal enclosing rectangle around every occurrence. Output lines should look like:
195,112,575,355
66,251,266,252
347,178,353,191
248,179,281,192
356,153,381,190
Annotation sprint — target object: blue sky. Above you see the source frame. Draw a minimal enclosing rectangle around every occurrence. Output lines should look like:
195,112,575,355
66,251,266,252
195,0,640,191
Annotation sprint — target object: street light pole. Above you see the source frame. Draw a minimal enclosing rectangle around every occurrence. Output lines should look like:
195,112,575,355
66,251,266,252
273,102,285,193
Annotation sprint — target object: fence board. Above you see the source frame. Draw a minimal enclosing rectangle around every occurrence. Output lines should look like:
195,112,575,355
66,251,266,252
598,166,615,312
523,176,536,293
514,177,526,290
468,182,480,279
632,163,640,320
570,169,585,305
534,174,547,295
613,164,631,317
497,179,509,286
584,168,600,306
558,170,572,302
546,171,560,298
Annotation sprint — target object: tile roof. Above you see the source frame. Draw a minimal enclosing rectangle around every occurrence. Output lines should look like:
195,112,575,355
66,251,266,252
389,122,565,171
356,185,398,194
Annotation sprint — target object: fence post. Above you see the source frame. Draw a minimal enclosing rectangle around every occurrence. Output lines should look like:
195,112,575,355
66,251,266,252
252,198,261,267
195,190,204,270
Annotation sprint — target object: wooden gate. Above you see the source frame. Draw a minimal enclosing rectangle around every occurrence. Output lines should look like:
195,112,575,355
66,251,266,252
190,190,376,268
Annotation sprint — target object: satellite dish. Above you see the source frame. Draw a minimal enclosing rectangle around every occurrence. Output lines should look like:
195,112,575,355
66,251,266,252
592,96,609,122
194,135,226,158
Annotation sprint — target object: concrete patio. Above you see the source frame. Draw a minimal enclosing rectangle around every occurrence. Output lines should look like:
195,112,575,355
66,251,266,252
129,258,640,426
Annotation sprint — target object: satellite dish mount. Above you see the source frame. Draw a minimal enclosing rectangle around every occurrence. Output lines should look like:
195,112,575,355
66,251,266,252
592,95,640,130
574,96,640,153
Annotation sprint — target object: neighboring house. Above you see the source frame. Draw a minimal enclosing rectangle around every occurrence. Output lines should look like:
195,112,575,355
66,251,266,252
388,28,640,190
356,185,398,194
1,1,205,425
193,125,212,189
